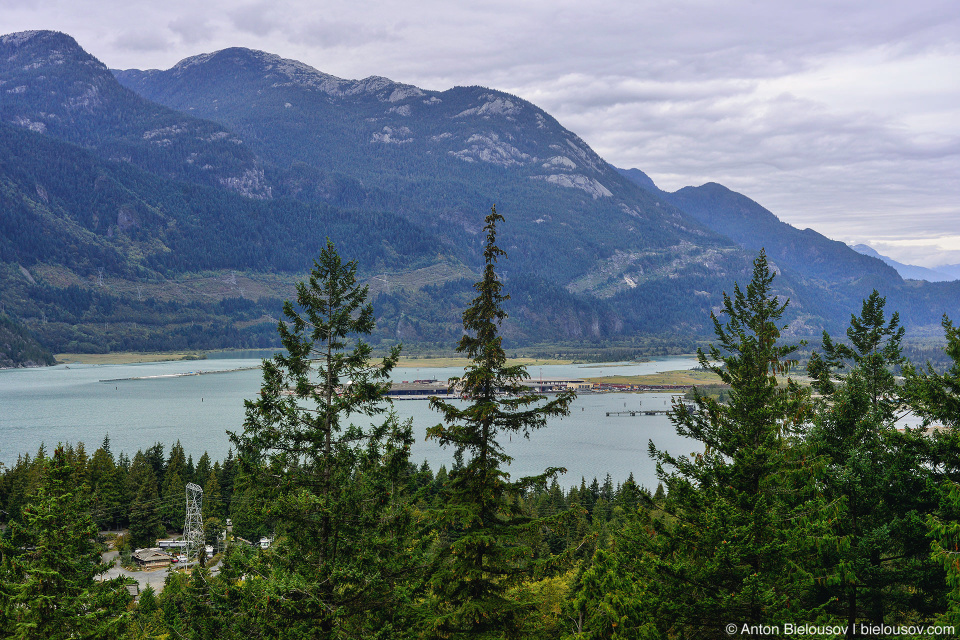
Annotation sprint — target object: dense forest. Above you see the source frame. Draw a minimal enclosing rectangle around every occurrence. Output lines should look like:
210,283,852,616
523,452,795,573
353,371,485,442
2,223,960,638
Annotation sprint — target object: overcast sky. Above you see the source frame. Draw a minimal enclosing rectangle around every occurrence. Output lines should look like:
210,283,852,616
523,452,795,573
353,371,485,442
7,0,960,266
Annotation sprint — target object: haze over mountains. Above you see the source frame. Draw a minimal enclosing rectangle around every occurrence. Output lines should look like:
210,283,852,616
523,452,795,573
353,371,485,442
848,244,960,283
1,30,958,361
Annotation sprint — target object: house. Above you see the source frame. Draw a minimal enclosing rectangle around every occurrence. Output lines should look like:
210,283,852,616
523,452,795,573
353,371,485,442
132,548,175,569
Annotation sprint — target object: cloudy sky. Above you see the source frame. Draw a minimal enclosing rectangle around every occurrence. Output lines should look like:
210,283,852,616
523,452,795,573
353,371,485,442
8,0,960,266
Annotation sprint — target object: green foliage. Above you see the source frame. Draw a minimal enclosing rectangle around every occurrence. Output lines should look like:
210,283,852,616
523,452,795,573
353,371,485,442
905,315,960,433
635,251,821,637
0,445,130,639
229,240,417,637
806,291,943,626
423,207,576,638
127,454,164,549
929,481,960,625
0,314,54,368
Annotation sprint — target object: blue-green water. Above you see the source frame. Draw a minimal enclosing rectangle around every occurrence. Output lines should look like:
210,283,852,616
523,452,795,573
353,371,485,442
0,355,701,489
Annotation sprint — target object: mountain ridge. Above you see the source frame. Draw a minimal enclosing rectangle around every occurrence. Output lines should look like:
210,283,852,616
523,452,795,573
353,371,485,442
849,244,958,283
1,30,959,358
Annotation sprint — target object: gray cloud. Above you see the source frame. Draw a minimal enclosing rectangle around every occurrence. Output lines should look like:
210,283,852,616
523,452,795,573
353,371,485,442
227,2,282,38
287,18,397,49
112,30,173,53
168,15,215,45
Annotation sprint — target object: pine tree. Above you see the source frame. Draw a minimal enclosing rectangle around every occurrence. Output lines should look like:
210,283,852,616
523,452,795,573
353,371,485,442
423,206,576,639
229,239,416,637
0,445,131,639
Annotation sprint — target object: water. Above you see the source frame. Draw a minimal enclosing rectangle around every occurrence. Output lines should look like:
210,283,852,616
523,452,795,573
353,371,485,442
0,356,702,490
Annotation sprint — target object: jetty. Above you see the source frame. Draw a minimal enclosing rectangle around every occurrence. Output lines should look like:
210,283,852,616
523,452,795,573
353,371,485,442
100,365,259,383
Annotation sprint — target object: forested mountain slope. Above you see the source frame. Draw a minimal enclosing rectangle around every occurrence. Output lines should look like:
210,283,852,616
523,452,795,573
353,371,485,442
114,47,745,288
1,29,958,356
0,313,55,368
0,31,270,198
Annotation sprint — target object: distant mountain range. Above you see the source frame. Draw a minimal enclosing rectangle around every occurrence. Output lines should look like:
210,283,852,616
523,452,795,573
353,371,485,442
1,30,958,362
848,244,960,283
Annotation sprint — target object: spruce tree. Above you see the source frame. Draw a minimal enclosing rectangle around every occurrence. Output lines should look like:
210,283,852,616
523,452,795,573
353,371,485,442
230,239,416,637
423,206,576,639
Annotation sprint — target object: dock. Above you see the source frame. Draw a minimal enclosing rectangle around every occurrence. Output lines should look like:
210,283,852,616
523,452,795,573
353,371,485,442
605,405,697,417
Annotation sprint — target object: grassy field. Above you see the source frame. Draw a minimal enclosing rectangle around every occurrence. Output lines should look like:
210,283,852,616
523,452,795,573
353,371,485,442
583,369,724,386
55,352,208,365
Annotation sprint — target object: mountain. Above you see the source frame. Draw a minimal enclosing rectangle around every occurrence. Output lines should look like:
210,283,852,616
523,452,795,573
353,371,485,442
850,244,956,282
0,31,270,198
617,169,960,330
0,119,480,352
2,30,959,357
113,48,745,289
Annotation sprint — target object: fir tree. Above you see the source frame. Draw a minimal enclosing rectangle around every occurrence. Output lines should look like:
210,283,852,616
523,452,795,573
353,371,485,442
905,315,960,480
635,250,820,638
0,445,131,639
807,292,943,628
230,239,416,637
129,465,164,549
423,206,576,639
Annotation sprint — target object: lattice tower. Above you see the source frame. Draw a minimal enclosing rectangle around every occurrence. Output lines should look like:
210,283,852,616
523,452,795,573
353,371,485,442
184,483,204,560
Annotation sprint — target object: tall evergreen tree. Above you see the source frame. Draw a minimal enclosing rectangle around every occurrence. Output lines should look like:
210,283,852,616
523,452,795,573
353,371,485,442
0,445,130,639
89,447,124,531
229,239,416,638
161,472,186,532
630,250,820,638
129,464,164,549
423,206,576,639
807,292,943,629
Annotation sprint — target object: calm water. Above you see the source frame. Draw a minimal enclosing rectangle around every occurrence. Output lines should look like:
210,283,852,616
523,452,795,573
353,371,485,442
0,355,702,490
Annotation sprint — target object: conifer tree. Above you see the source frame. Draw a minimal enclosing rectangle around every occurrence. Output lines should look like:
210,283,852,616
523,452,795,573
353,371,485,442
230,239,416,637
905,315,960,480
423,206,575,639
632,251,820,637
161,472,186,531
129,464,163,549
807,292,942,627
0,445,130,639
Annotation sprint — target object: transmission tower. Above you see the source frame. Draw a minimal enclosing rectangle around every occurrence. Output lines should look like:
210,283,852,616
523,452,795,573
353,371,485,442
184,483,204,561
